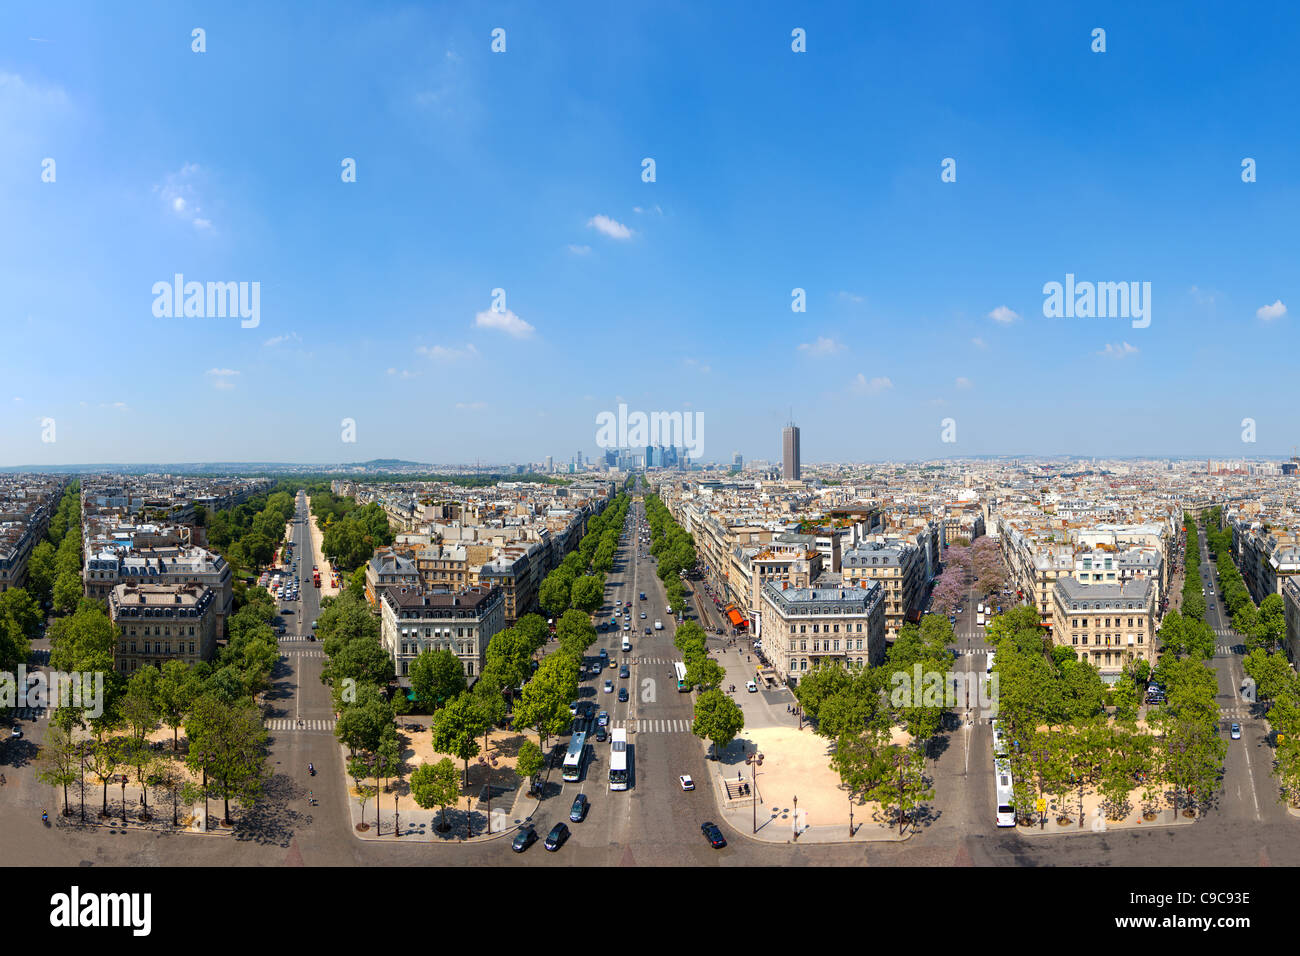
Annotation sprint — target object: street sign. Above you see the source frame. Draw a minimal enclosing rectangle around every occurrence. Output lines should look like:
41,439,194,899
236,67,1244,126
1035,798,1046,813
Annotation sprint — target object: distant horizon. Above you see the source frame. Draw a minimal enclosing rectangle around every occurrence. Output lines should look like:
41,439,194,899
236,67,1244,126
2,452,1296,474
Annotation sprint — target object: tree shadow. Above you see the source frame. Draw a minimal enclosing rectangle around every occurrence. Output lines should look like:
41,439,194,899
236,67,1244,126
231,770,306,846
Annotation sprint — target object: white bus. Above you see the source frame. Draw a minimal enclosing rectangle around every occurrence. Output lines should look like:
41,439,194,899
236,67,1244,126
562,731,587,782
609,728,629,791
985,648,995,675
673,661,689,693
991,719,1008,759
995,757,1016,827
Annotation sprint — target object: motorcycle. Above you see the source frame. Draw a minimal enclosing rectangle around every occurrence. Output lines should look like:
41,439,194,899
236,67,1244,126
42,809,49,827
308,763,315,776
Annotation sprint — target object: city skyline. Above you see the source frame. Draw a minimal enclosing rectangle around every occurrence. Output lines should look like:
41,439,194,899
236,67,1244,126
5,1,1300,464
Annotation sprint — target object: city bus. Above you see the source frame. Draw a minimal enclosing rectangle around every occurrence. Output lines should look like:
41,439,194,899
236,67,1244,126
991,719,1009,759
673,661,689,693
994,757,1016,827
985,648,995,675
609,728,629,791
562,731,587,782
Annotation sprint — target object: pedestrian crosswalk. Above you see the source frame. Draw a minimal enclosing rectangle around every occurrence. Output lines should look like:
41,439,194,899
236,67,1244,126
281,651,325,659
265,718,336,731
1215,644,1240,656
1219,707,1252,719
10,706,47,721
279,635,318,642
614,718,692,734
629,657,678,665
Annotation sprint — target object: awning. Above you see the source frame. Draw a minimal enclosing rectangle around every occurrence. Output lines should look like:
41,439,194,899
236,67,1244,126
727,608,746,627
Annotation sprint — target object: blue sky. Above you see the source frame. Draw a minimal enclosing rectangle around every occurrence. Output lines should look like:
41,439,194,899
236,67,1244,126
3,0,1299,466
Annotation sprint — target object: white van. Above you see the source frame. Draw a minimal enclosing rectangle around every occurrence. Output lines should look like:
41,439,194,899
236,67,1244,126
622,636,632,652
654,620,663,630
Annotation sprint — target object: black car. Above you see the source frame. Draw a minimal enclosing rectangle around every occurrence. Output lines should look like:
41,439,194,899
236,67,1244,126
570,794,589,822
701,821,726,848
544,822,570,851
512,825,537,852
617,687,629,702
595,726,608,742
619,664,630,679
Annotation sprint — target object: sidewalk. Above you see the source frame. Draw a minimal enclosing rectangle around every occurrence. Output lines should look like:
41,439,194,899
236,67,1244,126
698,642,910,844
343,737,552,844
303,496,340,598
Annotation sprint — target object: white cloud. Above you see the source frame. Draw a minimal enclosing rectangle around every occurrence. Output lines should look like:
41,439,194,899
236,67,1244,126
971,337,987,349
263,332,301,348
455,401,486,410
632,205,663,215
419,343,480,361
851,374,893,395
98,401,129,408
955,377,972,388
797,336,845,357
587,214,632,240
474,309,535,339
386,368,418,379
1257,299,1287,321
684,357,711,373
837,291,864,304
206,368,238,390
567,244,592,256
1098,342,1139,359
155,164,212,231
987,306,1019,324
11,396,21,403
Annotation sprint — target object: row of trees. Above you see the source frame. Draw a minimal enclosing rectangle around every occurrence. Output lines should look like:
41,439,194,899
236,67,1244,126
643,494,692,612
1203,507,1286,653
24,481,84,615
205,488,296,578
313,495,395,572
538,494,630,619
930,536,1007,616
1181,516,1206,621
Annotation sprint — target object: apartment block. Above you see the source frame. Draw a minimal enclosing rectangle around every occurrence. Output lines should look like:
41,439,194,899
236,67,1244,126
379,584,506,686
109,582,219,674
756,579,886,686
1050,576,1155,678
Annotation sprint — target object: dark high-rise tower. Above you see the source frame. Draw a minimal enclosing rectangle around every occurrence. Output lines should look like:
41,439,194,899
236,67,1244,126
782,423,801,480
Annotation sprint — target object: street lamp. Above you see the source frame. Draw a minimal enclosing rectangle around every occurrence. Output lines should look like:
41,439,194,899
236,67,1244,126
745,750,763,834
793,794,799,840
394,793,400,838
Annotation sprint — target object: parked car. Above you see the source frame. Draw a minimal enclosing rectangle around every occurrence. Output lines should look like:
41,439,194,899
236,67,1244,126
701,821,726,848
512,825,537,852
544,822,570,851
746,680,758,693
569,794,589,822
